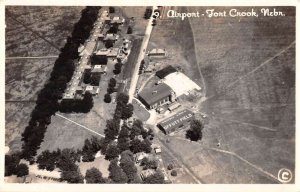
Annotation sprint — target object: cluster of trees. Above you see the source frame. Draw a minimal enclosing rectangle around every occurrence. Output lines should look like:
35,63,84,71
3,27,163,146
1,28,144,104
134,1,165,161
140,157,158,170
59,91,94,113
104,78,117,103
143,171,165,184
20,6,101,162
36,148,83,183
113,61,123,75
107,78,117,94
81,136,102,162
109,6,115,13
85,167,107,183
144,8,153,19
186,119,204,141
108,150,141,183
5,153,29,177
83,71,101,86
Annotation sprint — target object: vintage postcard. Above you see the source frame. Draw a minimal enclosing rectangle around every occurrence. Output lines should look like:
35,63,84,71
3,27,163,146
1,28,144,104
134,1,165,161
1,0,298,192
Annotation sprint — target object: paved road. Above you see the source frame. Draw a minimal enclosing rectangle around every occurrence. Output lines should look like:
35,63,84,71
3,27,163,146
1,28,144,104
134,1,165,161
128,6,157,103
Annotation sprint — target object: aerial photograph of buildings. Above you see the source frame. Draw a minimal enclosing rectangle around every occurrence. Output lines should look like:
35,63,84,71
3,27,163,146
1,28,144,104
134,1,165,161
4,5,295,185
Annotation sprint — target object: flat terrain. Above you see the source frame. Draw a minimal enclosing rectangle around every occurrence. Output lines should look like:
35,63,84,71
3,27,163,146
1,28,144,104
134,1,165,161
145,6,295,183
5,6,84,152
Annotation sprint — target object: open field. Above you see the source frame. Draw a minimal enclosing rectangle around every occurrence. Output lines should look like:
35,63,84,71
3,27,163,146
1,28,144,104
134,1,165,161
5,6,84,153
144,6,295,183
37,59,118,153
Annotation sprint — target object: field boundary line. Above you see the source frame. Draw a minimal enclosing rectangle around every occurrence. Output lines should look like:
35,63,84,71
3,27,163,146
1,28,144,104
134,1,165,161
204,40,295,102
187,15,207,97
6,11,61,51
6,56,58,60
56,113,105,137
213,116,277,131
225,41,296,91
207,147,281,183
172,136,281,183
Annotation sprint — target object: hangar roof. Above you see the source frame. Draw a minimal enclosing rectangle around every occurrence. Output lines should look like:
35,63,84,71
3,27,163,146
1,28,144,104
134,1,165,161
138,83,172,106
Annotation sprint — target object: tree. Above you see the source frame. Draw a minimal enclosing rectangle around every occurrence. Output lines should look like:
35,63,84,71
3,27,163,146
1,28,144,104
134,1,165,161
130,138,151,154
109,6,115,13
5,153,21,176
104,93,112,103
16,163,29,177
171,170,177,177
119,150,137,182
104,119,120,140
113,62,122,74
85,167,106,183
143,171,164,184
90,73,101,86
108,78,117,88
130,119,143,139
108,158,128,183
81,138,99,162
186,119,204,141
36,150,56,171
61,169,84,183
117,124,130,152
127,26,133,34
107,86,115,94
167,163,174,170
121,104,134,120
144,8,153,19
56,148,79,171
83,71,92,84
105,144,120,160
141,157,158,170
81,91,94,113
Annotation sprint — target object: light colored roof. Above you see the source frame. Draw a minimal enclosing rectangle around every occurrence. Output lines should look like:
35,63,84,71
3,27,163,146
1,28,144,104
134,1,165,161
107,48,119,57
79,41,97,56
92,65,107,73
163,72,201,97
86,86,94,91
149,48,166,55
95,48,110,55
104,33,119,41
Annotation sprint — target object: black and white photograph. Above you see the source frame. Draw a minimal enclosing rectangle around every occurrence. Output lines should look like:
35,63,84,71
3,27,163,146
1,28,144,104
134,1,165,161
1,1,298,191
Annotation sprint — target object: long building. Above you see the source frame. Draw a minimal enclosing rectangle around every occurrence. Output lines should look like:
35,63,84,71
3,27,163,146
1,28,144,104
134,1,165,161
157,109,194,134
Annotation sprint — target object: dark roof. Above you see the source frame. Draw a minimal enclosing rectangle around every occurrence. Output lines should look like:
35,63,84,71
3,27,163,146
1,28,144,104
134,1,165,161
158,109,194,131
138,83,172,106
155,65,177,79
91,54,108,65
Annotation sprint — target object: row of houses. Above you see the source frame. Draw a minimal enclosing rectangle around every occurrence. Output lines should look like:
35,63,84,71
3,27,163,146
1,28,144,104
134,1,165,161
62,10,128,100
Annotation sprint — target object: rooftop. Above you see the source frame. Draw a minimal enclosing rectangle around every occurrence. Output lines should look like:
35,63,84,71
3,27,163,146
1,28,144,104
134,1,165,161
158,109,194,131
163,72,201,97
138,83,173,106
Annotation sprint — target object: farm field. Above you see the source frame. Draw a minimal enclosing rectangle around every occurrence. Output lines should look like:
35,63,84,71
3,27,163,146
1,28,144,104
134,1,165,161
144,6,295,183
5,6,84,152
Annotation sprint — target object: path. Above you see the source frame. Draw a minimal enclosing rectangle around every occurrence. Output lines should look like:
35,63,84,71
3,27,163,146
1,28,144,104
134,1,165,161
128,6,157,102
56,113,105,137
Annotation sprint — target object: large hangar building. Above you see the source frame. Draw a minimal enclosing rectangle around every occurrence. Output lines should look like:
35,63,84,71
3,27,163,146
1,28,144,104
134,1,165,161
137,83,175,109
